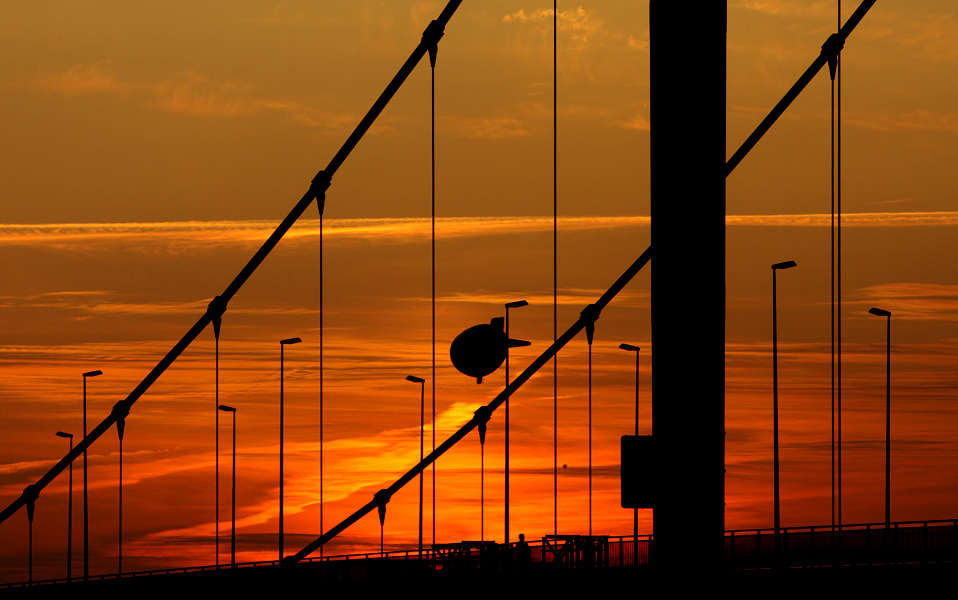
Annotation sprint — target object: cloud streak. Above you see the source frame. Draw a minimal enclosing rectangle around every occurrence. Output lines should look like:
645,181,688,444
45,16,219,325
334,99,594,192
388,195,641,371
731,0,835,20
726,212,958,227
3,212,954,252
0,216,651,252
440,115,529,139
31,64,357,132
504,7,604,46
31,63,126,95
860,283,958,321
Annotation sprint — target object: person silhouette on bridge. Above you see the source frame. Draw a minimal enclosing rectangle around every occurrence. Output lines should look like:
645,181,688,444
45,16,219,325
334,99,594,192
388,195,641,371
516,533,532,568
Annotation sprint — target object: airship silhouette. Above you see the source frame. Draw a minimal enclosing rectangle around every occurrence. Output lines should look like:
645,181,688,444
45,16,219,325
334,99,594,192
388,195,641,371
450,317,531,383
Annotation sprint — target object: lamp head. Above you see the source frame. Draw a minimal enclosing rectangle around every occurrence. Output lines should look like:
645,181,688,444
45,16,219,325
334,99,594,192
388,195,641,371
505,300,529,309
869,307,891,317
217,404,236,413
83,370,103,378
56,431,73,439
619,343,640,352
406,375,425,384
281,337,302,345
772,261,797,270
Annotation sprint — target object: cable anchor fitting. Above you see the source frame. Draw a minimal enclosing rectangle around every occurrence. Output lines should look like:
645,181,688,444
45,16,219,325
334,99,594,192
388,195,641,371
474,405,493,445
580,304,601,345
310,170,332,216
374,489,392,526
207,295,228,339
112,402,131,440
23,484,39,523
821,33,844,81
422,20,444,68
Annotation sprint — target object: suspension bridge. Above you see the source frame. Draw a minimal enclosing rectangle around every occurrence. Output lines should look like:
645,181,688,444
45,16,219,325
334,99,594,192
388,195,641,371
5,0,956,591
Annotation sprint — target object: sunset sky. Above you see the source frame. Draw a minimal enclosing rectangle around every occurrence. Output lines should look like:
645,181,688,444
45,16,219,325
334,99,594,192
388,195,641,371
4,0,958,583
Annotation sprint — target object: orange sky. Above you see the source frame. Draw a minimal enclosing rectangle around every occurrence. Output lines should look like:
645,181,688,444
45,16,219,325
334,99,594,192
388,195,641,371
4,0,958,584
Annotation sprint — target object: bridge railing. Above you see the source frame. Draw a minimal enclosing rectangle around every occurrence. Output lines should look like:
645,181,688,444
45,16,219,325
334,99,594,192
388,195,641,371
9,520,958,588
725,519,958,568
1,534,655,588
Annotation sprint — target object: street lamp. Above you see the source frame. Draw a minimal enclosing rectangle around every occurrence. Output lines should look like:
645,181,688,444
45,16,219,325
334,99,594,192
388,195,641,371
406,375,425,558
619,343,640,540
869,307,892,530
279,337,301,560
81,369,102,580
56,432,74,582
504,299,528,547
218,405,237,568
772,260,796,559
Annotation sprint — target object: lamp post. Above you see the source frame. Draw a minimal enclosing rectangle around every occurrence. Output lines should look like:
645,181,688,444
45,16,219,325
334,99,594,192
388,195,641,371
217,405,237,567
81,369,102,580
504,300,528,547
406,375,425,557
869,307,892,530
279,337,301,560
56,432,74,581
619,343,640,540
772,260,796,559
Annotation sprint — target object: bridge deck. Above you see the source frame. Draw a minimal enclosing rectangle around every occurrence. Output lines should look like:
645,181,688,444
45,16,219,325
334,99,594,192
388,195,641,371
4,519,957,595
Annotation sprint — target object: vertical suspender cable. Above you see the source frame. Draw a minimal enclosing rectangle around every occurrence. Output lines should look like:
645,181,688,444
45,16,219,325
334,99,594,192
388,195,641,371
830,3,837,531
118,431,123,574
837,0,844,528
634,348,639,541
430,40,438,551
588,340,592,536
215,334,219,566
319,213,324,557
553,0,559,539
212,310,223,566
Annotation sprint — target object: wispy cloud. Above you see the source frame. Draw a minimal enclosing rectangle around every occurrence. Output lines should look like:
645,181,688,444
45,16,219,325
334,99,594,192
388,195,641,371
844,110,958,135
0,459,57,476
726,212,958,227
619,115,650,131
149,71,257,118
731,0,835,20
504,7,604,46
860,283,958,321
0,216,651,252
440,115,529,139
30,64,357,132
4,213,955,256
439,288,647,307
888,11,958,63
31,63,126,95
